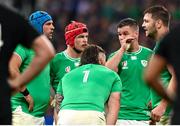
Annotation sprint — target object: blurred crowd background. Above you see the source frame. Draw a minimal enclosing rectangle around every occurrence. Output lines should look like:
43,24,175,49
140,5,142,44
1,0,180,55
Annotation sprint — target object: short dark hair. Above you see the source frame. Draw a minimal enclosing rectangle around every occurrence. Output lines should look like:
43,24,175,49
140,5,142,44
117,18,139,30
143,5,170,27
80,44,105,66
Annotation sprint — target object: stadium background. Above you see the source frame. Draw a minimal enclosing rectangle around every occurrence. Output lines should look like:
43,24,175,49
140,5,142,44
1,0,180,55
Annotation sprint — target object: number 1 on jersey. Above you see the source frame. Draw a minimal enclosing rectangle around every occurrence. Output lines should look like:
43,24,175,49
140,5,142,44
83,70,90,83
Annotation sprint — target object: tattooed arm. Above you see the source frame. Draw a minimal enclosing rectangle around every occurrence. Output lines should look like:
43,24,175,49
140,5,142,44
54,93,64,124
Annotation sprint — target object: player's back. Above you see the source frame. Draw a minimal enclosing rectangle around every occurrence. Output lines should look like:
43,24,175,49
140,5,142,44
59,64,121,112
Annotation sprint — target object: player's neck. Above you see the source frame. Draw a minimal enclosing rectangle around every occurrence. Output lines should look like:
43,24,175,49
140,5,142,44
66,46,81,58
155,27,169,42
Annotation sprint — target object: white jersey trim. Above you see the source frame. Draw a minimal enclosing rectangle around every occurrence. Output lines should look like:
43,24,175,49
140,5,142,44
13,52,23,62
125,46,142,55
63,51,80,61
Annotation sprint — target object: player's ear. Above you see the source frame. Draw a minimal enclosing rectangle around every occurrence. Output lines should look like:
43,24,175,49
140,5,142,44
155,19,162,29
98,53,106,66
98,58,102,65
134,31,139,38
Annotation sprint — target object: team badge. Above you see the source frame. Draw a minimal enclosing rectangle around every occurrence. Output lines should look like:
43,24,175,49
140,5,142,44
65,66,71,73
141,60,148,67
122,61,127,67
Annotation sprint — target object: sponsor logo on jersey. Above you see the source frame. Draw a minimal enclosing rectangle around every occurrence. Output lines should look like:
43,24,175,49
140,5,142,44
141,60,148,67
131,56,137,60
122,61,128,69
65,66,71,73
74,62,80,67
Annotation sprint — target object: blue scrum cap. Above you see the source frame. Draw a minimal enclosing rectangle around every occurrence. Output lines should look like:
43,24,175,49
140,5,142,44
29,11,52,33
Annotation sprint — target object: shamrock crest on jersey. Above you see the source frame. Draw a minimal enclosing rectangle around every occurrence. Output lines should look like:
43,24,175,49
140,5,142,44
141,60,148,67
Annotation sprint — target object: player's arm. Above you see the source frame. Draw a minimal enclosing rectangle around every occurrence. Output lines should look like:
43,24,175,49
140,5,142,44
9,53,21,79
105,46,125,72
9,35,55,88
150,64,176,122
9,53,34,111
106,92,120,125
166,64,177,98
54,93,64,124
55,93,64,113
105,37,131,72
144,55,173,103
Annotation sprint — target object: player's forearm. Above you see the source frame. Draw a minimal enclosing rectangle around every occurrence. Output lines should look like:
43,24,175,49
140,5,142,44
159,99,168,112
8,55,21,79
167,75,176,100
55,94,64,113
106,93,120,125
9,66,20,79
106,105,119,125
106,111,118,125
106,48,125,72
54,108,58,125
158,76,176,110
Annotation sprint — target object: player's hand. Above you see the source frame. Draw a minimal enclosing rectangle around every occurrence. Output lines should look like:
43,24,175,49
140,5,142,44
24,94,34,112
151,104,166,122
120,42,128,51
120,37,135,51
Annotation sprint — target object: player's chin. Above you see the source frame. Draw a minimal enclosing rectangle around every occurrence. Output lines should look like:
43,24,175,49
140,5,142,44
81,46,87,51
48,34,53,39
145,31,149,37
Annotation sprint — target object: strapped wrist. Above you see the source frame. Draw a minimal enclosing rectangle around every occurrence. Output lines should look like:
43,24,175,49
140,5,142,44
20,88,29,96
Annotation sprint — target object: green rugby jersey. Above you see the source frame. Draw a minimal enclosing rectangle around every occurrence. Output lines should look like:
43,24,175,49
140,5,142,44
50,51,80,92
57,64,122,112
109,46,153,120
11,44,50,117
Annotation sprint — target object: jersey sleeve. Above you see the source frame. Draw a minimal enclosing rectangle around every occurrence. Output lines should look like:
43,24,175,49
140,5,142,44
14,44,28,61
111,72,122,93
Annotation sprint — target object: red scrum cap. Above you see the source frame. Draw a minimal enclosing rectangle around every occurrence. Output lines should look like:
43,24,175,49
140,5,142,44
65,21,88,46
